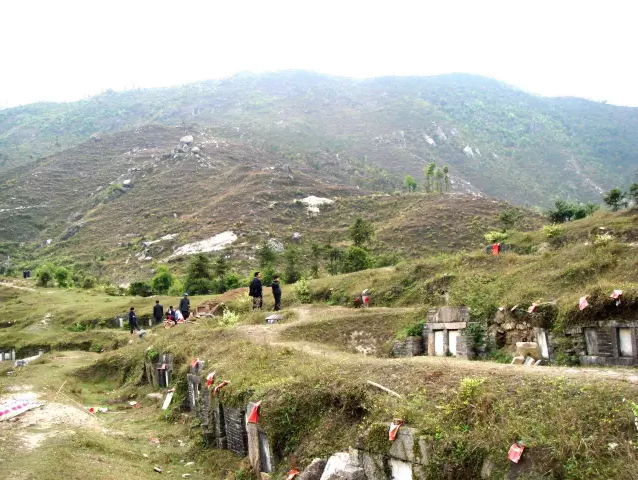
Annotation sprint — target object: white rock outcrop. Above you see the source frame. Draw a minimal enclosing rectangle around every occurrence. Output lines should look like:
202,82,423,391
169,231,237,259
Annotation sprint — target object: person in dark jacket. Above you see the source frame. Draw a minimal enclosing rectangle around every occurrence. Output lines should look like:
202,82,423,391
179,294,190,319
249,272,263,310
128,306,139,334
153,300,164,325
271,275,282,311
167,305,177,325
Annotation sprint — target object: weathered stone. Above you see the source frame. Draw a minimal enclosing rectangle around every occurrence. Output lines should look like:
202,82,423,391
361,454,385,480
180,135,194,145
502,322,515,331
480,457,495,479
147,392,164,401
511,355,525,365
191,146,200,154
299,458,327,480
320,452,365,480
389,458,412,480
515,342,541,360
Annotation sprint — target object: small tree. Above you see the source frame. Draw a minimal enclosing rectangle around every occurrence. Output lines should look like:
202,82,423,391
434,168,444,192
36,264,55,287
404,174,417,192
324,242,344,276
349,217,374,248
186,254,213,282
151,266,174,294
498,209,518,231
603,187,627,211
310,242,322,278
424,162,437,193
629,183,638,206
213,254,230,292
343,246,372,273
129,281,153,297
284,247,301,284
54,266,70,288
443,165,450,192
585,202,600,216
258,240,277,268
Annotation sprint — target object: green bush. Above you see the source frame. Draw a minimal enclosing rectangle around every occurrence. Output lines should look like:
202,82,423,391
35,263,55,287
218,309,239,327
224,272,243,290
185,278,215,295
405,320,425,337
151,266,174,294
104,284,119,296
295,278,312,303
483,231,508,243
543,225,563,239
167,278,184,296
54,266,70,287
129,281,153,297
343,246,372,273
81,276,97,289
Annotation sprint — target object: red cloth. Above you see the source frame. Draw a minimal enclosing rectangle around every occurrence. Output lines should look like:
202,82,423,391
492,243,500,256
248,401,262,424
508,443,524,463
389,420,404,441
212,381,229,396
579,296,589,311
286,470,300,480
190,358,199,368
206,372,216,388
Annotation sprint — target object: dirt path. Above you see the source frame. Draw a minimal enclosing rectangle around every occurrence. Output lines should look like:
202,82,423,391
237,305,638,385
0,280,35,292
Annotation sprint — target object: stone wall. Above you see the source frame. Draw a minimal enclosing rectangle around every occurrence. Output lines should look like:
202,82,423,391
392,337,424,357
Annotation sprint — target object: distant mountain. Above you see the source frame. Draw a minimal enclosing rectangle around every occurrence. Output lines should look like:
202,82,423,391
2,71,637,206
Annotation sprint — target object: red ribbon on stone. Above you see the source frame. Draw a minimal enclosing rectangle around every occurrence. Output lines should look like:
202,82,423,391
286,470,300,480
248,401,262,424
389,420,404,441
212,381,229,396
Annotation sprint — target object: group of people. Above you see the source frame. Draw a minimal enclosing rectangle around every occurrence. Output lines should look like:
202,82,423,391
128,293,192,334
128,276,283,334
249,272,282,311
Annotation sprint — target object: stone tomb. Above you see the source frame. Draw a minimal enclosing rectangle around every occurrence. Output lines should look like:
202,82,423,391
0,349,15,362
566,321,638,366
155,354,173,388
246,401,276,474
424,306,476,359
186,360,211,432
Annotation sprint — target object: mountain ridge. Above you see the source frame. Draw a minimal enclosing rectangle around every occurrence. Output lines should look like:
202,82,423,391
2,70,637,207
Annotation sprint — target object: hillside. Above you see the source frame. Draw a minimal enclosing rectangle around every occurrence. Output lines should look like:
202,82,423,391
0,125,542,281
2,71,637,207
3,209,638,479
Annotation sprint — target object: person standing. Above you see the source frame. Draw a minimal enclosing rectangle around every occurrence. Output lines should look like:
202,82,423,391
179,293,190,319
271,275,282,311
153,300,164,325
128,306,140,334
249,272,263,310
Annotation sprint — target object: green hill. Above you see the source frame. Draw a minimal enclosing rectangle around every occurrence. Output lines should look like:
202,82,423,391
2,71,637,207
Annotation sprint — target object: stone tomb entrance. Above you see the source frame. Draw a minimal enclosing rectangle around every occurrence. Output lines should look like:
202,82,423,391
425,306,476,359
0,349,15,362
186,360,211,433
575,321,638,366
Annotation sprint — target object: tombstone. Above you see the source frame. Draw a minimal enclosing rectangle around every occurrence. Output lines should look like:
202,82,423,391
246,402,276,474
155,354,173,388
212,398,227,449
224,406,248,456
186,360,204,412
118,317,124,329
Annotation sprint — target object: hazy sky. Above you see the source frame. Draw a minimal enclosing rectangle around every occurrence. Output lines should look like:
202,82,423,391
1,0,637,107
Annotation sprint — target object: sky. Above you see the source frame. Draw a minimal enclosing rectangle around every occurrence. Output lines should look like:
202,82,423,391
1,0,637,107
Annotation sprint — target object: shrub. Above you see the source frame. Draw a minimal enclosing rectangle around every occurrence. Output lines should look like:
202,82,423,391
405,320,425,337
35,264,55,287
542,225,563,239
54,266,70,288
104,284,119,296
185,278,215,295
167,278,184,296
295,278,312,303
218,309,239,327
373,252,403,268
483,231,508,243
129,281,152,297
343,246,372,273
593,233,614,247
224,272,243,290
81,276,97,289
151,266,174,294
